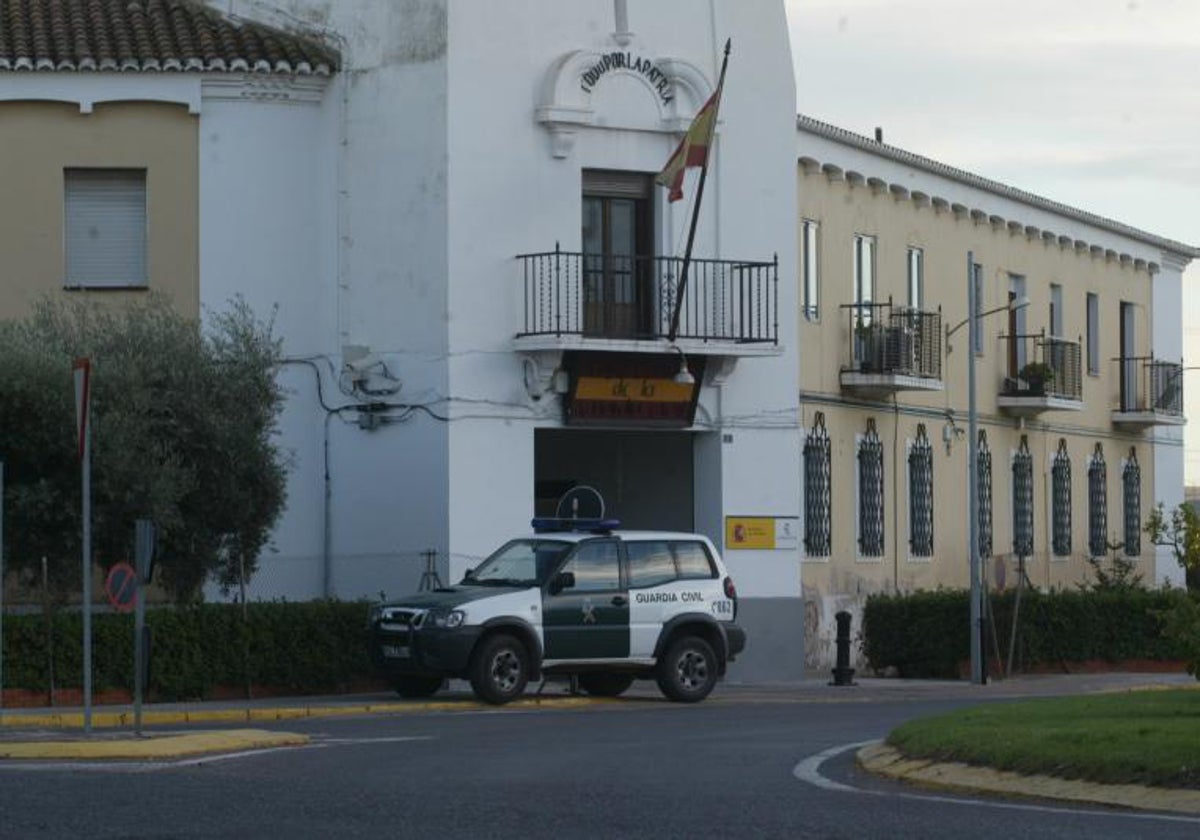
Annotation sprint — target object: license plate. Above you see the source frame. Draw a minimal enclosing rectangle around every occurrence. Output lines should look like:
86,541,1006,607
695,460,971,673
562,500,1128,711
381,645,410,659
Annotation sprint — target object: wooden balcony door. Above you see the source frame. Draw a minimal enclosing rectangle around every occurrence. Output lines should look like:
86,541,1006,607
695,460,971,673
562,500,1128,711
582,171,653,338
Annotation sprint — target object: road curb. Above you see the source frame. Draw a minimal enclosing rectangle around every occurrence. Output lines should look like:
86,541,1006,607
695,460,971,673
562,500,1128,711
0,729,308,761
857,742,1200,816
0,695,604,730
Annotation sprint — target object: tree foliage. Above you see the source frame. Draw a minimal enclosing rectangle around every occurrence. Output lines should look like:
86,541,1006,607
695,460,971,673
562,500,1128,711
0,296,288,601
1145,502,1200,591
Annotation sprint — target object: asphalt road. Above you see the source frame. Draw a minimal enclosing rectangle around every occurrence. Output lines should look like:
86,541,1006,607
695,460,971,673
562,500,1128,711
1,689,1198,839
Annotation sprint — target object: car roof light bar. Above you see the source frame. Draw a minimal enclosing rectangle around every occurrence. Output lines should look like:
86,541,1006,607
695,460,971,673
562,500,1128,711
531,517,621,534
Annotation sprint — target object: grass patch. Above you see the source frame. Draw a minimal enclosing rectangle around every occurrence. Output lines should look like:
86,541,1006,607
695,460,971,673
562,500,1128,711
888,690,1200,790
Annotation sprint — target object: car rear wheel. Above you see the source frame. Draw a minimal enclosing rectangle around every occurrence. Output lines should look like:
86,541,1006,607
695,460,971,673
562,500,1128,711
656,636,718,703
469,633,529,705
577,673,635,697
393,675,444,698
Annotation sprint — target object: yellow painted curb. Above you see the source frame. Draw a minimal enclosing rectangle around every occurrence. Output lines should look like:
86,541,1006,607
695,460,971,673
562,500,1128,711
858,742,1200,816
0,729,309,761
0,695,602,730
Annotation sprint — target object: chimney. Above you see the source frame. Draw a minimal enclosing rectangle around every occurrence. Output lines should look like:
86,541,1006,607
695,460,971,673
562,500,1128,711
874,127,884,143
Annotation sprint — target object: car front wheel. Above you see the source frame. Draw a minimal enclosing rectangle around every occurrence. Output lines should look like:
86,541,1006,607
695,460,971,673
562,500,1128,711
656,636,718,703
469,634,529,705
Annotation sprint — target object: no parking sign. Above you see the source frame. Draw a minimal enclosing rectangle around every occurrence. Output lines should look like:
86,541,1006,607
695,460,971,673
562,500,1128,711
104,562,139,613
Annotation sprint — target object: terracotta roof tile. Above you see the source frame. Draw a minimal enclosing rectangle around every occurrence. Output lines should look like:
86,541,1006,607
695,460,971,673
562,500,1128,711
0,0,338,75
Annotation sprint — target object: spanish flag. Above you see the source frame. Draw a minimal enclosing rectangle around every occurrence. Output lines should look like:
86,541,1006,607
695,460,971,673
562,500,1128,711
655,86,722,203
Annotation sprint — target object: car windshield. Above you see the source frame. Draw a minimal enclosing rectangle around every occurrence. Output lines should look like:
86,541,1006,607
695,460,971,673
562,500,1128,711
467,539,573,586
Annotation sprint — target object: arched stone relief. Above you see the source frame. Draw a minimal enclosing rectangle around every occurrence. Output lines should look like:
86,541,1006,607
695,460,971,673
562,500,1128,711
535,47,712,158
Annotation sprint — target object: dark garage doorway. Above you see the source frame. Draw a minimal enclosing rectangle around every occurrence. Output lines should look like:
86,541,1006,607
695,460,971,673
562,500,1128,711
534,429,694,531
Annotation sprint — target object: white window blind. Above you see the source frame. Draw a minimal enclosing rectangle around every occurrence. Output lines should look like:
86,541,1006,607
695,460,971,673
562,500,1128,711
64,168,147,288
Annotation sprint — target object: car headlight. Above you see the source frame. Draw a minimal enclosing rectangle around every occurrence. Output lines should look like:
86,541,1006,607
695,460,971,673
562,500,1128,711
430,609,466,629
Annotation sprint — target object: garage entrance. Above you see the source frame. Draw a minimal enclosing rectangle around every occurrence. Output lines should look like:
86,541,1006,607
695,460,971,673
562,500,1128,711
534,429,694,530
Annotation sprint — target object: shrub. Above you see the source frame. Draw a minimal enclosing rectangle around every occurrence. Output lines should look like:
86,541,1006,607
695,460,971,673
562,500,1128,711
863,588,1194,678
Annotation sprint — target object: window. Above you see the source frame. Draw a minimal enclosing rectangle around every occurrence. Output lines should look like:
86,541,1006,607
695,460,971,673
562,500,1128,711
1123,449,1141,557
560,540,621,591
1050,283,1064,338
907,247,924,312
802,219,820,321
581,170,653,338
626,541,676,588
1086,293,1100,375
972,263,984,354
977,430,993,558
1008,273,1028,371
858,419,885,557
1012,436,1034,557
908,424,934,557
1052,439,1072,557
1088,444,1108,557
673,542,716,579
803,412,832,557
64,168,147,288
853,234,876,321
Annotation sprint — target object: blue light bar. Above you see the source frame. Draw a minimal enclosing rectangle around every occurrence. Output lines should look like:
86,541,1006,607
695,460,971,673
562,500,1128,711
531,517,621,534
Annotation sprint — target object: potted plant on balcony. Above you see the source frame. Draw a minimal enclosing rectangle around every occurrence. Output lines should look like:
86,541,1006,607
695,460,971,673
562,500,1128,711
1018,361,1054,395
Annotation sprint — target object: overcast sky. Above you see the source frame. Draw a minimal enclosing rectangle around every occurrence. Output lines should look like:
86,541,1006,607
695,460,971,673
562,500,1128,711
785,0,1200,481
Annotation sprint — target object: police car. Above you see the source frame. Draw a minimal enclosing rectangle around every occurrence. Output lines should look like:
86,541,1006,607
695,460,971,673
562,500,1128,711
369,519,745,704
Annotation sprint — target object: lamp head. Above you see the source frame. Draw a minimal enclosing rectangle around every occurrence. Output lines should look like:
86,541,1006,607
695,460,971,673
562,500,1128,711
1009,294,1031,311
669,346,696,386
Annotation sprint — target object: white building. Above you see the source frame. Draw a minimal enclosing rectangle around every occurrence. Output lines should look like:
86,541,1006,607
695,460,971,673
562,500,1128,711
197,0,803,681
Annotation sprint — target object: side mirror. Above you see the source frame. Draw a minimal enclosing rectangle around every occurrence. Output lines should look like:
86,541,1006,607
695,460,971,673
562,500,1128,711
461,567,477,583
549,571,576,595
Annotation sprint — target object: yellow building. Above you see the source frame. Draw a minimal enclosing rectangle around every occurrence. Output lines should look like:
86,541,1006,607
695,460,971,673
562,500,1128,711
796,117,1198,671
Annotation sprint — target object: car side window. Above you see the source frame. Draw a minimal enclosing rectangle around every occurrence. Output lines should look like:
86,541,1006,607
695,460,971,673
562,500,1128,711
673,541,717,579
626,541,677,588
559,540,621,591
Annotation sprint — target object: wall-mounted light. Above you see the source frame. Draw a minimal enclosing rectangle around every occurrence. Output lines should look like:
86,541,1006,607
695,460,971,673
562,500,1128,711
670,346,695,386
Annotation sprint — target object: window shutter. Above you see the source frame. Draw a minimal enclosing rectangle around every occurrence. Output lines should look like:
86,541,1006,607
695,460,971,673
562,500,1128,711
64,169,147,287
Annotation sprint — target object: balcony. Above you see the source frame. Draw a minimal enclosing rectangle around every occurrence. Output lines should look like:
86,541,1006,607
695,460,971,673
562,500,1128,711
838,301,943,396
1111,357,1185,428
997,333,1083,416
513,246,779,357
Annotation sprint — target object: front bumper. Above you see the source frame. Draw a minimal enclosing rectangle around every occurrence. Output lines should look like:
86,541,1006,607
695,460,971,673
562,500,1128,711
371,623,483,677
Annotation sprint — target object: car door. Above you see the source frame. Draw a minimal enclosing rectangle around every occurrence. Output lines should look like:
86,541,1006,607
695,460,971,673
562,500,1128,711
542,538,630,660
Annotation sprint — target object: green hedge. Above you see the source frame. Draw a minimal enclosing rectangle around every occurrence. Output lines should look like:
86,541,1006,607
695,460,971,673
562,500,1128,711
0,601,377,701
862,588,1196,678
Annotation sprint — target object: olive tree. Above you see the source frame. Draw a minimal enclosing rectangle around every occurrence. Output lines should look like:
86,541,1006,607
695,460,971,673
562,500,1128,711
1145,502,1200,592
0,296,288,601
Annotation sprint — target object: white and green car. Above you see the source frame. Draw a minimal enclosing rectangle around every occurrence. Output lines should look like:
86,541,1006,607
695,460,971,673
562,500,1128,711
369,520,745,704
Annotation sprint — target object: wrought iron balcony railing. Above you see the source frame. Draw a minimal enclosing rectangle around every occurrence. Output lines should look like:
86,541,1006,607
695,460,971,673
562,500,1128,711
1000,332,1083,401
515,245,778,344
1116,357,1183,415
840,300,942,380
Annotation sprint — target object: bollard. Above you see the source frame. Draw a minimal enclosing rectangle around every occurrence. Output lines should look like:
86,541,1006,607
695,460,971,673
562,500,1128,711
829,610,857,686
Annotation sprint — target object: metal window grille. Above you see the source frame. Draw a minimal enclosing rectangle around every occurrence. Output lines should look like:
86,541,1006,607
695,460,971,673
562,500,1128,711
1012,436,1034,557
858,419,885,557
803,412,832,556
1051,439,1072,556
1088,444,1108,557
977,431,993,559
1123,448,1141,557
908,423,934,556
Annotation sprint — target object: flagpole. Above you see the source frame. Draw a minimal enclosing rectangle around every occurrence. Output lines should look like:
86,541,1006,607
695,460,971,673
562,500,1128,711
668,38,731,343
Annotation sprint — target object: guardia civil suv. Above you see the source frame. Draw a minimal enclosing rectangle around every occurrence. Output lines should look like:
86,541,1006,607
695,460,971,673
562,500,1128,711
369,519,745,704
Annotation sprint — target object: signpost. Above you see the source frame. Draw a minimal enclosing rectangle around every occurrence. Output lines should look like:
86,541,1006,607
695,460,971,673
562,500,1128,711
73,358,93,733
1,457,5,718
133,520,155,735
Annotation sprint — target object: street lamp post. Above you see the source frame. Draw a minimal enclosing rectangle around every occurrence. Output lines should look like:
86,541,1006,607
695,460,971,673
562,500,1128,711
946,256,1029,685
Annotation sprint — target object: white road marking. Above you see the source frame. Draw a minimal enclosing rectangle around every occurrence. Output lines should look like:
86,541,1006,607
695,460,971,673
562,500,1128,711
793,740,1200,826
